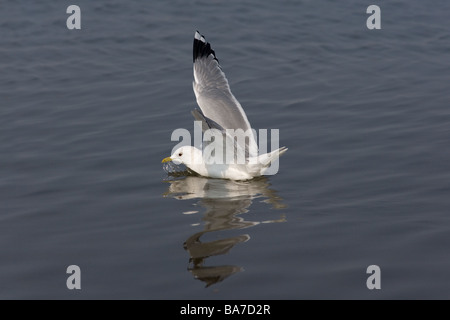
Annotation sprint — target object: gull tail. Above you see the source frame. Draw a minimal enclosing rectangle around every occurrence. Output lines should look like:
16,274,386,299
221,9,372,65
257,146,288,168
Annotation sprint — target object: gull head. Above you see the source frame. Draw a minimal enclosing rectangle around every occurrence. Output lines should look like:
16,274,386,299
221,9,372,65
162,146,202,167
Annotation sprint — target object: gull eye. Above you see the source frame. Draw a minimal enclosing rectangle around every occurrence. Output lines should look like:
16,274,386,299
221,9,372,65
178,152,182,157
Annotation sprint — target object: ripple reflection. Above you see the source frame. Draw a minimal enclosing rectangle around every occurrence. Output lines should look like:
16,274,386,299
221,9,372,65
163,176,286,287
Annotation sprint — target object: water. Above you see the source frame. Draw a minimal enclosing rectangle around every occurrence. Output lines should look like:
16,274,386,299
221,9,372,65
1,0,449,299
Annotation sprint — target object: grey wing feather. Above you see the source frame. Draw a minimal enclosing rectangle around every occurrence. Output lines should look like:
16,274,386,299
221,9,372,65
191,108,225,133
191,108,249,163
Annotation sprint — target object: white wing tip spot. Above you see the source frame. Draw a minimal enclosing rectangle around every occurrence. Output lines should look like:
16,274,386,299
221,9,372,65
194,31,206,43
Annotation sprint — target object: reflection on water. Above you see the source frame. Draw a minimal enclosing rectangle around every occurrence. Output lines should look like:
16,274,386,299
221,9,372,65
163,175,286,287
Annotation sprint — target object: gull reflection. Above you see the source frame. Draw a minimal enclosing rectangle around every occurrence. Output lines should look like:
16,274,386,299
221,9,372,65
163,175,286,287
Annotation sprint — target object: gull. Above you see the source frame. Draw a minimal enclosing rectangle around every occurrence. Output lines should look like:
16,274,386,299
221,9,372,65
162,31,287,180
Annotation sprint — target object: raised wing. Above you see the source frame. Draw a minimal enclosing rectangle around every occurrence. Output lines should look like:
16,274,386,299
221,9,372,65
192,31,258,158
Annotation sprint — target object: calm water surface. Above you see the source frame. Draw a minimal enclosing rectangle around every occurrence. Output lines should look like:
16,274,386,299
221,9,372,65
0,0,449,299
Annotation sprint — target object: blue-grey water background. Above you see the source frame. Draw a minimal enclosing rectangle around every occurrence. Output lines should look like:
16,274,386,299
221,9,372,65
1,0,449,299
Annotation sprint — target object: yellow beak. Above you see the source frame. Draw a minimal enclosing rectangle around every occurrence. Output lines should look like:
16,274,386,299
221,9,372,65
161,157,172,163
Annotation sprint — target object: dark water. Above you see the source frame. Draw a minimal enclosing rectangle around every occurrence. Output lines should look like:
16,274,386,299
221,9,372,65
1,0,449,299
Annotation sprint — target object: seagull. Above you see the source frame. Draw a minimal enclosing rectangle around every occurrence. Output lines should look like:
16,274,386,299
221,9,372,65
162,31,287,180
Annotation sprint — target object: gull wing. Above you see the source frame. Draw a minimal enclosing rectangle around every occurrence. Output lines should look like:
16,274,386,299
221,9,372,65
192,31,258,158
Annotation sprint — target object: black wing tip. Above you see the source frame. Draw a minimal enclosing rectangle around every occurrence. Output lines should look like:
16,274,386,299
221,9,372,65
193,31,219,64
